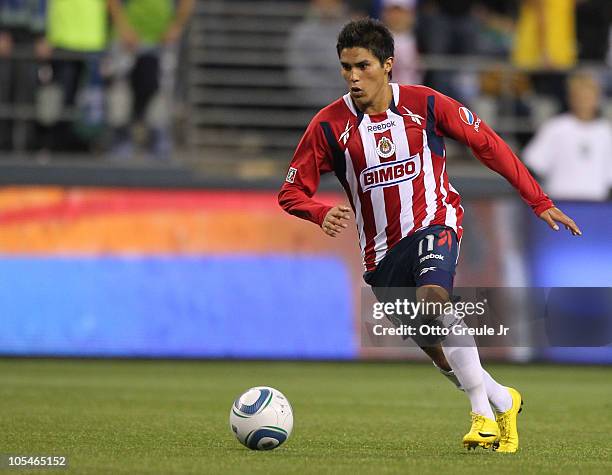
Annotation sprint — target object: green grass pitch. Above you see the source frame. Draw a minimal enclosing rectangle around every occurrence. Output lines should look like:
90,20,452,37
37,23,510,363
1,359,611,474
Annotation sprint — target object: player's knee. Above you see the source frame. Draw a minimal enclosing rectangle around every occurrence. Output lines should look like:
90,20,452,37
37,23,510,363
411,285,457,346
416,285,450,323
416,285,450,305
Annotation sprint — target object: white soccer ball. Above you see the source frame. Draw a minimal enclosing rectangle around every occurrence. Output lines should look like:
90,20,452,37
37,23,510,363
229,386,293,450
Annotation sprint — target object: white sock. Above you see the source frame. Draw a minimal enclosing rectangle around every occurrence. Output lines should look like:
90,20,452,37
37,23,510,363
482,369,512,413
440,321,495,420
435,363,513,414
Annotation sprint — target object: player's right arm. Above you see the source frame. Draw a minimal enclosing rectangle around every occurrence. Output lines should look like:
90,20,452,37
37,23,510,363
278,119,350,236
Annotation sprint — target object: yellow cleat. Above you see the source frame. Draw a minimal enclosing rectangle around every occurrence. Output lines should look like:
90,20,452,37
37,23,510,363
494,387,523,453
463,412,500,450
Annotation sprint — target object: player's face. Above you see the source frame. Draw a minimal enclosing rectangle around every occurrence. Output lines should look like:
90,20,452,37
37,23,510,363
339,47,393,112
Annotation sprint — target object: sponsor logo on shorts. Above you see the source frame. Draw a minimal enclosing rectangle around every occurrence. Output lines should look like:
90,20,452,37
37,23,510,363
285,167,297,183
360,154,421,192
437,230,453,251
367,119,396,133
419,253,445,264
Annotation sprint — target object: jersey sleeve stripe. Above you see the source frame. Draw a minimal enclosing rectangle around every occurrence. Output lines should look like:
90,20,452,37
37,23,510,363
320,122,346,179
421,129,439,227
344,148,367,261
426,95,445,156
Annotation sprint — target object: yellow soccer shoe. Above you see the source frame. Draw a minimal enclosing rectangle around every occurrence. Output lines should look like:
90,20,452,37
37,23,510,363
495,387,523,453
463,412,500,450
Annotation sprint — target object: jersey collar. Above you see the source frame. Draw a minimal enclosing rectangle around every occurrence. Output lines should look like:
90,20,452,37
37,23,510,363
343,82,401,121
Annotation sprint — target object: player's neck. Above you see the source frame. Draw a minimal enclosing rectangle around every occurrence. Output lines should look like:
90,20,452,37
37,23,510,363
358,84,393,115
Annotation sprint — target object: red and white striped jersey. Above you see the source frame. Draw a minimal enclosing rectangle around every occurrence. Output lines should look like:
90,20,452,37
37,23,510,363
279,84,553,271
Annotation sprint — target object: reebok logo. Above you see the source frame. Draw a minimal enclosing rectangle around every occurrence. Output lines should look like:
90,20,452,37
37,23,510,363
339,120,352,145
367,119,396,133
419,267,437,276
402,107,424,125
419,253,445,263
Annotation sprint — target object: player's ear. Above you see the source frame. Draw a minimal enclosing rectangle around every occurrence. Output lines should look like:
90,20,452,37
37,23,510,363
384,57,394,76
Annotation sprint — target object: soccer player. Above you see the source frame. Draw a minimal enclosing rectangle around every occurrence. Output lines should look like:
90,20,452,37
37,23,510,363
278,18,581,452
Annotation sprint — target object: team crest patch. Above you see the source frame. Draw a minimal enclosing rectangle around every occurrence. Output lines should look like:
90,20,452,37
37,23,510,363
458,107,475,125
376,136,396,158
285,167,297,183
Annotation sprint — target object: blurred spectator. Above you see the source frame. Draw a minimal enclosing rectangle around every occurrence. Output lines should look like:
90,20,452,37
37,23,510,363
286,0,349,106
417,0,479,102
523,71,612,201
418,0,478,56
107,0,194,161
0,0,49,151
381,0,421,85
348,0,374,17
576,0,612,62
512,0,577,109
473,0,516,57
512,0,576,69
41,0,109,152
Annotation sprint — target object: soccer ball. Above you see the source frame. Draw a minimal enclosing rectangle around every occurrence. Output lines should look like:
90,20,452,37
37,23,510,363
229,386,293,450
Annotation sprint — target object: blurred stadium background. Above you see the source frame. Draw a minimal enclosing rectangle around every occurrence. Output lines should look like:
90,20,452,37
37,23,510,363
1,0,612,366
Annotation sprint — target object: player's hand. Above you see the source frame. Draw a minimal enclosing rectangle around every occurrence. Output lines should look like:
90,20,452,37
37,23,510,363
322,205,351,237
539,207,582,236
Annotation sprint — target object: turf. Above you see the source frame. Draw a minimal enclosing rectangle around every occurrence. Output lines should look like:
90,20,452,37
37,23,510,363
0,360,611,474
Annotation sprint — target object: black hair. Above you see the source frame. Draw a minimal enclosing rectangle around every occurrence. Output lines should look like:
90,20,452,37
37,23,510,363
336,18,395,70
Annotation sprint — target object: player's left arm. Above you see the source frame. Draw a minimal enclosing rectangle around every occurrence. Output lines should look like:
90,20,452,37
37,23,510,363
432,90,581,236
